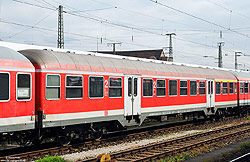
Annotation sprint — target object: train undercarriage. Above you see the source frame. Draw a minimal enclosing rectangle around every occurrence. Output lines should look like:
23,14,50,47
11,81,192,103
1,105,250,147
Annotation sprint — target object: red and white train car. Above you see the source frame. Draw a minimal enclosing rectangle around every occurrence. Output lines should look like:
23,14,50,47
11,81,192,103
232,71,250,108
0,46,35,144
0,42,249,145
18,48,244,142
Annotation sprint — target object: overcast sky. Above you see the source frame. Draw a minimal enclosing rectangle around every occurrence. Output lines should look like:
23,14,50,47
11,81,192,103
0,0,250,70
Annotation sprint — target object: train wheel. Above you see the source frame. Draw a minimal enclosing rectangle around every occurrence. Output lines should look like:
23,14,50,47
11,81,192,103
15,131,32,146
56,134,72,146
90,127,106,140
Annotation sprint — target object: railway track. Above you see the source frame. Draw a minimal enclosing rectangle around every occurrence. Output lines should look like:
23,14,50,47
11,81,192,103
0,116,246,161
83,119,250,162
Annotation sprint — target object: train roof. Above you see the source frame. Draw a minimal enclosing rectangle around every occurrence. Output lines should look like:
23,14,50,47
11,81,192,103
0,41,248,80
231,71,250,81
17,48,236,80
0,46,34,70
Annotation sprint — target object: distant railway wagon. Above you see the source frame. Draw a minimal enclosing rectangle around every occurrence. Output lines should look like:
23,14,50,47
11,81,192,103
0,44,249,145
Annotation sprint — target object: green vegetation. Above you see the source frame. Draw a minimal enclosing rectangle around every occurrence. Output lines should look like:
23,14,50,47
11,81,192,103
35,156,66,162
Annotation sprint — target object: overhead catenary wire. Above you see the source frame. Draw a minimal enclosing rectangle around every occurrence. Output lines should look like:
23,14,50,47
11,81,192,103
206,0,250,20
8,0,250,69
148,0,250,39
11,0,226,50
3,10,55,39
0,19,157,49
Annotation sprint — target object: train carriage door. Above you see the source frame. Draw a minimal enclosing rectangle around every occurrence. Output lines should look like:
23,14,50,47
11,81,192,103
124,75,141,118
207,80,215,108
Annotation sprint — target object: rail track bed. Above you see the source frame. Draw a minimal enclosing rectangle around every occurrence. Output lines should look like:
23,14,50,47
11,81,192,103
83,120,250,162
0,116,247,161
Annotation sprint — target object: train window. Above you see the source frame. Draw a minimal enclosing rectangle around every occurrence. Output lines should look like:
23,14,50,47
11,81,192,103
143,79,153,97
156,79,166,97
128,78,138,97
17,73,31,101
240,83,244,94
245,82,248,94
216,82,221,95
134,78,138,97
180,81,187,96
199,81,205,95
235,82,237,94
89,76,104,98
46,75,60,100
169,80,177,96
66,75,83,99
128,78,132,97
229,82,234,94
190,81,197,96
109,77,122,98
0,73,9,101
223,82,228,94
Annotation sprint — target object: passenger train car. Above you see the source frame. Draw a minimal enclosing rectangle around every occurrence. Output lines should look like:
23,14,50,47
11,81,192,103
0,42,249,145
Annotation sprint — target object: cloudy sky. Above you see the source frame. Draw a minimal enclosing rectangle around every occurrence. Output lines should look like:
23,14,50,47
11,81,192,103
0,0,250,70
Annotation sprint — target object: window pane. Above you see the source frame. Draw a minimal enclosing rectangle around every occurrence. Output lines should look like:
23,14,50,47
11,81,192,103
17,74,31,100
157,80,165,87
90,77,104,98
109,88,122,97
157,80,166,96
143,79,153,96
66,88,83,98
190,81,197,95
180,81,187,96
46,75,60,99
240,83,244,94
229,82,234,94
244,83,248,94
199,81,205,95
47,75,60,86
169,80,177,96
0,73,9,100
66,76,82,86
235,82,237,94
216,82,221,94
180,81,187,87
223,82,228,94
180,88,187,96
128,78,132,97
110,78,122,87
46,88,60,99
211,81,213,94
18,74,30,88
109,77,122,98
134,78,138,97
